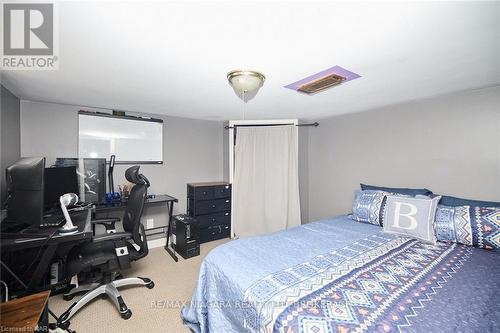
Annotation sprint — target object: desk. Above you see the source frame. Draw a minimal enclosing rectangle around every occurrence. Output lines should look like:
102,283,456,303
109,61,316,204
0,209,92,294
93,194,178,238
0,290,50,333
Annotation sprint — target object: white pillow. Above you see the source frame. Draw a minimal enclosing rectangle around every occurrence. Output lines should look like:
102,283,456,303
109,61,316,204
382,195,441,244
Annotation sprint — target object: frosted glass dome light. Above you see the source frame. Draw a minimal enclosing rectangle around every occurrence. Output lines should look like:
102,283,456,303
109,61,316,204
227,70,265,101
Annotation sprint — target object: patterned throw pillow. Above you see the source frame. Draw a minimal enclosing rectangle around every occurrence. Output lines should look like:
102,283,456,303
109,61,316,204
382,195,441,244
434,205,472,246
472,207,500,251
351,190,387,226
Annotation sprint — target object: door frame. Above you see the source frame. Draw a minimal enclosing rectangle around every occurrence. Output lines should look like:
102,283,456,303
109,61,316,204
228,119,299,238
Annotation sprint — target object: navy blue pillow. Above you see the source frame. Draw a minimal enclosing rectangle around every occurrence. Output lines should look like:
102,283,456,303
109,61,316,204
439,195,500,207
360,183,433,197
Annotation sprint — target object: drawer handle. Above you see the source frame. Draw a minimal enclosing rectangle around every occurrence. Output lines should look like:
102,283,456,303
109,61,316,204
225,213,229,216
203,191,207,195
212,204,216,208
225,200,230,203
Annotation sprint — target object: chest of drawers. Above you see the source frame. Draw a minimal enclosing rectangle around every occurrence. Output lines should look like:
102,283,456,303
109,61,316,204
187,182,231,243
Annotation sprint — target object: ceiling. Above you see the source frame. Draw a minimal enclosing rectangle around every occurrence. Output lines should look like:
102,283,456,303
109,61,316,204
3,1,500,121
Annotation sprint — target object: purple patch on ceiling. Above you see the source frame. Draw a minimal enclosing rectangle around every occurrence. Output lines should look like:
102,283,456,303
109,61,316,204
284,65,361,91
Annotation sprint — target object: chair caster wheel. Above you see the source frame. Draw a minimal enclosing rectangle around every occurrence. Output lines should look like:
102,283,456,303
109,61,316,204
146,281,155,289
121,309,132,320
63,294,74,301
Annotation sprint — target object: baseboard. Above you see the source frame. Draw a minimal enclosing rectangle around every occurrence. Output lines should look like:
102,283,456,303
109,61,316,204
147,237,166,249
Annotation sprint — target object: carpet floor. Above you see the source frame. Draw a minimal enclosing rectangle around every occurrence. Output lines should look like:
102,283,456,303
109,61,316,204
49,239,229,333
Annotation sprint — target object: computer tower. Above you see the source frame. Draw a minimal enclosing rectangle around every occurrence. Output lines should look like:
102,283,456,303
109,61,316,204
172,214,199,259
55,158,106,204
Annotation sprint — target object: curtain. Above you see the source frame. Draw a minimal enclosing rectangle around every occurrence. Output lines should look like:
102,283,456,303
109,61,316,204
233,125,301,238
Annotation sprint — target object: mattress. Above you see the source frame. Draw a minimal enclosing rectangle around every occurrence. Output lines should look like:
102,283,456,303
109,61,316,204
181,215,499,332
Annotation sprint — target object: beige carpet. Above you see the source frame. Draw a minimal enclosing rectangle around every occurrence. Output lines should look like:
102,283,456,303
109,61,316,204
49,239,229,333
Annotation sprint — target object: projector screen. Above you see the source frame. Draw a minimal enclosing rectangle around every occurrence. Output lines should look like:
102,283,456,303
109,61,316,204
78,112,163,164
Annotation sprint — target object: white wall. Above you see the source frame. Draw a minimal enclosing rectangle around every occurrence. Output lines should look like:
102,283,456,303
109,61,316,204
307,85,500,221
20,100,225,235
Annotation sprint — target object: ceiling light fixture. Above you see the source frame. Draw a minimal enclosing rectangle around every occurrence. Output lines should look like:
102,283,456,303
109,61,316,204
227,70,265,103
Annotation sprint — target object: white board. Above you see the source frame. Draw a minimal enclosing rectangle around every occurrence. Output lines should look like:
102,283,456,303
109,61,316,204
78,113,163,163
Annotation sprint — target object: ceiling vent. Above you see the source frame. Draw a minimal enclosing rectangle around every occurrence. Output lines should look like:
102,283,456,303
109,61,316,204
297,73,346,94
284,65,361,95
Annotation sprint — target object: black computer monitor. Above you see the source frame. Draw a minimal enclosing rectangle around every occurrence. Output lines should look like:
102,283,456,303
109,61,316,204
44,166,79,211
5,157,45,226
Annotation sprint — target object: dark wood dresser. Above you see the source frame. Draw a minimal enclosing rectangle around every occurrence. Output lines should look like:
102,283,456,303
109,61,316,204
187,182,231,243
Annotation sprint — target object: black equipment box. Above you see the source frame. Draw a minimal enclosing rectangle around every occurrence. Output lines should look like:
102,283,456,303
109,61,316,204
172,214,199,259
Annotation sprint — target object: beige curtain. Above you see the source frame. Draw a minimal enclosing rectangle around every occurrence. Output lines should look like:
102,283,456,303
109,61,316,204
233,125,301,238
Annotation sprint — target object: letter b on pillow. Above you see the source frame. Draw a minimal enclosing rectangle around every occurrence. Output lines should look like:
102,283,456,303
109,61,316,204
393,202,418,230
383,195,441,244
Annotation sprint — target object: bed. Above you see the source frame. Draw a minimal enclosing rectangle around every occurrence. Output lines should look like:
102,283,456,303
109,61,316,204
181,215,499,333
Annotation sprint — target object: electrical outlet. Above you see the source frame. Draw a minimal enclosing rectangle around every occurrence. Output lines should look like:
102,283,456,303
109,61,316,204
146,219,154,229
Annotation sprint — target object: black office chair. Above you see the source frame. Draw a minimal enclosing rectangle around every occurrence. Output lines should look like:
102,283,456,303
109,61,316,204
58,166,154,327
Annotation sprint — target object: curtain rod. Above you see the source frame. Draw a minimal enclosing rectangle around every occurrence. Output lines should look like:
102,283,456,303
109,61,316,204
224,122,319,130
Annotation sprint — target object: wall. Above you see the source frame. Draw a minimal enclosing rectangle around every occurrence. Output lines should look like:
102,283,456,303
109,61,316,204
16,86,500,229
307,85,500,221
0,85,21,208
20,100,224,237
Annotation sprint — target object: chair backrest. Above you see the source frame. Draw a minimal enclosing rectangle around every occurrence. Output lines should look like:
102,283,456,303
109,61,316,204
122,166,150,258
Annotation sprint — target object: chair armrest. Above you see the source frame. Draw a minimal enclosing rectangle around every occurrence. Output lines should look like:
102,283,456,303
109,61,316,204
92,232,132,243
92,218,120,234
91,218,120,224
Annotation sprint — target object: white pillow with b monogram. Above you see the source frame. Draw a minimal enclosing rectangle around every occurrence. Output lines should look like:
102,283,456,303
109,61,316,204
382,195,441,244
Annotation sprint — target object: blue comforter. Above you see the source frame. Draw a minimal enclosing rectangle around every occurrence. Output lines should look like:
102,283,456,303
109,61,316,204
181,215,499,333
